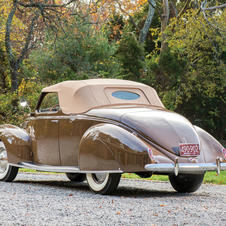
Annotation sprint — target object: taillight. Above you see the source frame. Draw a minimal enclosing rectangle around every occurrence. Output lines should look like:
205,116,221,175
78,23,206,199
148,148,154,161
222,148,226,159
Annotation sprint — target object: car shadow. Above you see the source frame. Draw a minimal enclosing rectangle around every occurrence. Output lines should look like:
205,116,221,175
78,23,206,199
13,179,206,198
114,186,205,198
14,179,89,192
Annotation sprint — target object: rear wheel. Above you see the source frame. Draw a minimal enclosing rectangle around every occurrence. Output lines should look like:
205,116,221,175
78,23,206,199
86,173,121,195
0,142,18,182
169,173,204,193
66,173,86,182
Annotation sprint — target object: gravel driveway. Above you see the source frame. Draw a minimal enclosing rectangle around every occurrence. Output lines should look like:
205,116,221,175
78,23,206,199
0,172,225,226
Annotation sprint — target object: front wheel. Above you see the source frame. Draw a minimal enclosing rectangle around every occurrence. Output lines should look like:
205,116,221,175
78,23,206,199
169,173,204,193
86,173,121,195
0,142,18,182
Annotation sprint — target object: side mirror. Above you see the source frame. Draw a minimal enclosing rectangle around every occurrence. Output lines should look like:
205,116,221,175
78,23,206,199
20,99,28,107
20,99,31,113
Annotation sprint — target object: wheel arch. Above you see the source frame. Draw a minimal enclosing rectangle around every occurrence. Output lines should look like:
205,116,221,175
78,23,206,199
0,124,32,164
78,123,151,172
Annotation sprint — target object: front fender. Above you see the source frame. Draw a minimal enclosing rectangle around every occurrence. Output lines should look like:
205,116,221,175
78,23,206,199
194,125,225,163
79,123,151,172
0,124,32,164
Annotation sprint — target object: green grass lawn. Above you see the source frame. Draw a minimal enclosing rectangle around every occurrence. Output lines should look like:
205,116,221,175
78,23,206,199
19,168,226,185
19,168,61,174
122,171,226,185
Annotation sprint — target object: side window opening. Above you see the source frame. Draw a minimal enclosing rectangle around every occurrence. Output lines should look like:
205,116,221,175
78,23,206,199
39,93,60,112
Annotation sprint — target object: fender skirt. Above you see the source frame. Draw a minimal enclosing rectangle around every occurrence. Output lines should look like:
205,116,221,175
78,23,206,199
79,124,151,172
0,124,32,164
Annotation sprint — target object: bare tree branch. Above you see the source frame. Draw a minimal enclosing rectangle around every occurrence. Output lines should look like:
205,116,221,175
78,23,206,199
201,10,226,38
176,0,191,19
15,0,62,8
148,0,161,19
70,12,98,24
199,20,219,62
170,0,178,17
202,4,226,11
116,1,141,32
17,11,39,65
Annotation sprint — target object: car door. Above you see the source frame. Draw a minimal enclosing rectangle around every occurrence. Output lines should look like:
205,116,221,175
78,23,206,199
58,117,80,166
33,92,61,166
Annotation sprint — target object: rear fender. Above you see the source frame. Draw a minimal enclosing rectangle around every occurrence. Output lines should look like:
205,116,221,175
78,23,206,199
79,123,151,172
194,125,225,163
0,124,32,164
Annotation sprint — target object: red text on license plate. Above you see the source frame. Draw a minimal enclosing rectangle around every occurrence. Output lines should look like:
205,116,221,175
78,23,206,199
179,144,200,156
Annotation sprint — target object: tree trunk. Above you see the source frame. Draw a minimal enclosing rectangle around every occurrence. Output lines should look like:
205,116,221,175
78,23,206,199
160,0,169,53
5,2,38,93
5,3,17,93
139,0,156,44
10,61,19,93
0,68,6,92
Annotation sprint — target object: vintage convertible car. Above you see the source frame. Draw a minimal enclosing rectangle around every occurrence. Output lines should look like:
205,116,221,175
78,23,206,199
0,79,226,195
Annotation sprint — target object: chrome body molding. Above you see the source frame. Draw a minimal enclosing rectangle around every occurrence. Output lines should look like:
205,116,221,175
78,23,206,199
145,162,226,175
80,170,123,174
11,162,123,174
16,162,80,173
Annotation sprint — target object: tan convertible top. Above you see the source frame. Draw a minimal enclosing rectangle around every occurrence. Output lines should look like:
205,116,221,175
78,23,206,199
42,79,164,114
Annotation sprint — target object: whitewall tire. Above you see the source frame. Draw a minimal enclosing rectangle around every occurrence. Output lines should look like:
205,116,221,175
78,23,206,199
86,173,121,195
0,141,18,182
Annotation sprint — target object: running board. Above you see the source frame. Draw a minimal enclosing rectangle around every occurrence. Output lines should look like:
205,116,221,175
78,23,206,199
16,162,80,173
11,162,123,174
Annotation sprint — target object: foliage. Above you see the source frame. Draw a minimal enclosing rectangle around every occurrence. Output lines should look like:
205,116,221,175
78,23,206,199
106,14,125,43
122,171,226,185
115,31,145,80
72,0,146,26
30,19,121,81
0,80,44,126
0,1,21,47
146,9,226,140
146,47,187,100
0,43,9,93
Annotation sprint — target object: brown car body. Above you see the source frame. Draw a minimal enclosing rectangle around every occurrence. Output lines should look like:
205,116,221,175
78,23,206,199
0,79,225,194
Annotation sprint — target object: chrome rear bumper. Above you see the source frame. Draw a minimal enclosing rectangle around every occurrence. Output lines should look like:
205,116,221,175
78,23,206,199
145,159,226,176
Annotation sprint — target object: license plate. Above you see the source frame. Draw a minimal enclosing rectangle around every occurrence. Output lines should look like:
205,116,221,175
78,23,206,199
179,143,200,156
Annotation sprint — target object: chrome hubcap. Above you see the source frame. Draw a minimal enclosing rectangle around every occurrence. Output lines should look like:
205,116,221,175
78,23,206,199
0,147,8,174
93,173,107,184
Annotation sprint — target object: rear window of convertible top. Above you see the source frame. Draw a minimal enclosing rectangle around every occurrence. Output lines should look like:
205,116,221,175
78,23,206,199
111,91,140,100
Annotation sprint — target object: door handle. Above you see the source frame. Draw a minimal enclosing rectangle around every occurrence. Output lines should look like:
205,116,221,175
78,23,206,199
51,120,58,123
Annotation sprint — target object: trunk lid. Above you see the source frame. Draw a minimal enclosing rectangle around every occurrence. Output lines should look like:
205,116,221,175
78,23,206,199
120,109,200,155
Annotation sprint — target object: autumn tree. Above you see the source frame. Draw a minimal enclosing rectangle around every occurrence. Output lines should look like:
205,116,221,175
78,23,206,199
3,0,76,93
0,2,13,93
146,7,226,140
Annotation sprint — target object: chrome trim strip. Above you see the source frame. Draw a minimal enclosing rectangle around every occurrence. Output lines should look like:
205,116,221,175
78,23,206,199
79,170,124,174
145,163,226,174
17,162,80,173
11,162,123,174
